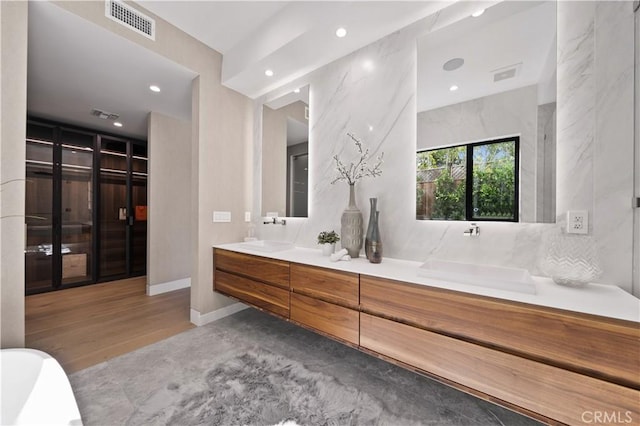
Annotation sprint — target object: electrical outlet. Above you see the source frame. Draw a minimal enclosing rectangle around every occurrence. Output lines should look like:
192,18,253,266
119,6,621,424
244,211,251,222
567,210,588,234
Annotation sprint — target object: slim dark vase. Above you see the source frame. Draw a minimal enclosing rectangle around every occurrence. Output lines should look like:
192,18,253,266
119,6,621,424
365,198,382,263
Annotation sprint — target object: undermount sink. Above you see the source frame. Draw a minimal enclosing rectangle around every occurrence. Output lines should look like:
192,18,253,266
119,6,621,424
239,240,294,253
417,259,536,294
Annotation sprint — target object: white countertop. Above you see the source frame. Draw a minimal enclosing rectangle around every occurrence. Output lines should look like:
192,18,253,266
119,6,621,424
214,243,640,323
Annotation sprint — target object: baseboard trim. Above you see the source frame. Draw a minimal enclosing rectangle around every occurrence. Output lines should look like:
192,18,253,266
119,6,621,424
190,303,248,326
147,277,191,296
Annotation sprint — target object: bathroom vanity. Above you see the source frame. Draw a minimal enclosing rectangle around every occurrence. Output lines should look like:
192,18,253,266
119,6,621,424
213,244,639,425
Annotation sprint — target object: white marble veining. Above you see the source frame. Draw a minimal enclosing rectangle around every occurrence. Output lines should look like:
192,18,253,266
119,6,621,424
252,2,637,295
215,243,640,323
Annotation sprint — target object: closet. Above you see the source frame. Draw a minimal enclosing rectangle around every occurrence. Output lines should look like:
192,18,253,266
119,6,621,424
25,118,147,294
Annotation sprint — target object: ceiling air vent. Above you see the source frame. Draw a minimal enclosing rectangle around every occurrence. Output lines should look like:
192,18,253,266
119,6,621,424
105,0,155,40
492,63,522,83
90,109,119,120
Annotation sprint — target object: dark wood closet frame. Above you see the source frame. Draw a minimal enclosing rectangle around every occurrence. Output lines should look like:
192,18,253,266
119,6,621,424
26,116,147,295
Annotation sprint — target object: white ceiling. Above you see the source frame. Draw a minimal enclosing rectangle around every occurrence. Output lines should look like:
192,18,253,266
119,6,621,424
417,1,556,112
27,1,196,139
28,1,453,139
26,1,556,140
139,1,451,98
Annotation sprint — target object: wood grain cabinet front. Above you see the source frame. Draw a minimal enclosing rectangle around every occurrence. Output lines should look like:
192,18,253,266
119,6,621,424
213,249,290,318
360,313,640,426
215,270,289,318
360,275,640,389
214,249,289,289
290,292,359,345
290,263,359,308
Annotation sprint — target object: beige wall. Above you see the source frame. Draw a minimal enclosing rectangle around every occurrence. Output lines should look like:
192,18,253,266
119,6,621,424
0,1,28,348
261,101,307,216
28,2,252,322
147,112,192,291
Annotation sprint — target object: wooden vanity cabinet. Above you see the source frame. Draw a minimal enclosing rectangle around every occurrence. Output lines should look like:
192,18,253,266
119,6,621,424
289,263,360,345
213,248,640,425
360,313,640,426
360,275,640,389
213,249,290,318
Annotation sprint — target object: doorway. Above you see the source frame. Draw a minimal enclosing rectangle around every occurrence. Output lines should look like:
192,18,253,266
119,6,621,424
25,118,147,294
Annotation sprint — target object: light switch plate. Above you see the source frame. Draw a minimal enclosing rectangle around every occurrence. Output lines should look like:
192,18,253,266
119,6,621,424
244,211,251,222
567,210,588,234
213,211,231,223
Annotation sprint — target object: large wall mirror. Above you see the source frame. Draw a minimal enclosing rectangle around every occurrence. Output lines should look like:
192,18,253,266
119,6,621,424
416,1,556,223
262,85,310,218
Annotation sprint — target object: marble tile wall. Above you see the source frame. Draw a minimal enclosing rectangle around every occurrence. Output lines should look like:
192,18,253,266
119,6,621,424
417,85,539,223
255,1,636,295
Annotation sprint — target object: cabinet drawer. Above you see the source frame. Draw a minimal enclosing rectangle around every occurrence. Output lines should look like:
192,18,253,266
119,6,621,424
360,275,640,388
215,270,289,318
290,293,359,345
290,263,359,308
214,249,289,289
360,313,640,426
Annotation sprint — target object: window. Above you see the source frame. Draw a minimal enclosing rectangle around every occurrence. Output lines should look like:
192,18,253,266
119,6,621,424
416,136,519,222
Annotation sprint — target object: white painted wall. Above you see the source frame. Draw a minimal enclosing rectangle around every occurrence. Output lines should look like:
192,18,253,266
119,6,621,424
0,1,28,348
147,112,192,295
254,1,637,295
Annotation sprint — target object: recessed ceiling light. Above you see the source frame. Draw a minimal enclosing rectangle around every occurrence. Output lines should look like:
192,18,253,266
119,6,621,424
336,27,347,38
113,122,123,127
363,60,374,72
443,58,464,71
294,88,300,93
471,9,485,17
265,69,274,77
449,85,459,92
149,85,161,92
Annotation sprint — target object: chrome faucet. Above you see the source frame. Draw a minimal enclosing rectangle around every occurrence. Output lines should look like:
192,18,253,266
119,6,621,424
463,223,480,237
263,217,286,225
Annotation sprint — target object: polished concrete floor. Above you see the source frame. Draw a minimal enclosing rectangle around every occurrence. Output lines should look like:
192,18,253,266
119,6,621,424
70,308,542,425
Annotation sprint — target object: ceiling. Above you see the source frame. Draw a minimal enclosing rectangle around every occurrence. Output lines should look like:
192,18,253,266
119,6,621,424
28,0,453,139
27,1,196,139
27,1,554,140
140,1,452,98
417,1,556,112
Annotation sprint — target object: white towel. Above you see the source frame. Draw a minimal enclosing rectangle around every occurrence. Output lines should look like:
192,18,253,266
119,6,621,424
329,248,349,262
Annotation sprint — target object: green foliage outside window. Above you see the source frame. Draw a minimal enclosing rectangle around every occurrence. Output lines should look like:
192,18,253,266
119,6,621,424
417,139,517,221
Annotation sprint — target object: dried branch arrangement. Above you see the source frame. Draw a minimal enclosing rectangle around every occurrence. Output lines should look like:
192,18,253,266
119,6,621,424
331,133,384,185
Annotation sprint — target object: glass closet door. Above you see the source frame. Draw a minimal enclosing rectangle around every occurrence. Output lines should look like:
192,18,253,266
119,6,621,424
60,129,95,286
131,144,147,275
25,126,55,293
99,138,129,278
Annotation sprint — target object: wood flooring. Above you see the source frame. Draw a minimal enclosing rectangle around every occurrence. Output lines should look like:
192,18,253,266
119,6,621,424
25,276,194,373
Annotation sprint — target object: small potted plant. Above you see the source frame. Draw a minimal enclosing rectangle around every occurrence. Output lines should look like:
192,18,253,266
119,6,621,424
317,231,340,256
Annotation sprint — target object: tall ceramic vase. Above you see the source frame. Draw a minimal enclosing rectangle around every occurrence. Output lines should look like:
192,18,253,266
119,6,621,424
365,198,383,263
341,183,363,258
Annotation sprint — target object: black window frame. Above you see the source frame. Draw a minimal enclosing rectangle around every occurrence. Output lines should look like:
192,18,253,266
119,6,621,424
417,136,520,222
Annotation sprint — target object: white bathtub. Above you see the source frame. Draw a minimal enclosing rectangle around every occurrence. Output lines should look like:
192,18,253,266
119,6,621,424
0,349,82,425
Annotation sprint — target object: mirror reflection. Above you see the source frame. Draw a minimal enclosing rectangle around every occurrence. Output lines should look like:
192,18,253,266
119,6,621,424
262,85,310,217
416,1,556,223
